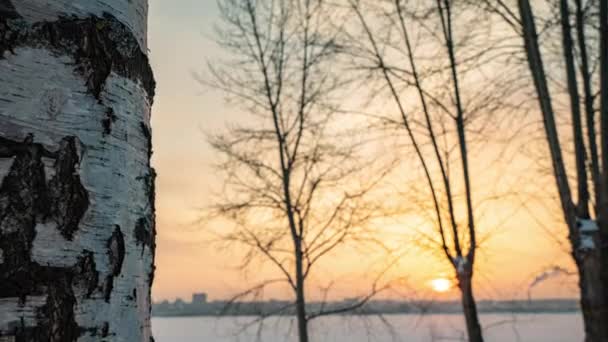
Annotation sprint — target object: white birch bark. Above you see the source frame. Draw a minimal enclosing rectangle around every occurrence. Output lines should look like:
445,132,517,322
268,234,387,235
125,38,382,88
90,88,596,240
0,0,155,341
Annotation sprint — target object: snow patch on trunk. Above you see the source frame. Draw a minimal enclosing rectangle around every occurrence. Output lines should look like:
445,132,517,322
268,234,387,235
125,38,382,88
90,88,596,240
453,256,468,275
577,218,598,250
578,218,598,233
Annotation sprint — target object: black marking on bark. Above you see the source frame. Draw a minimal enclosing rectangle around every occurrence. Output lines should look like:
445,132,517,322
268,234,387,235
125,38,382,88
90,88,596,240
0,135,94,341
103,225,125,303
137,169,156,223
47,137,89,240
0,0,19,19
137,169,156,253
134,217,154,255
0,134,55,157
101,322,109,337
102,107,118,136
0,19,21,58
103,275,114,303
0,0,21,59
0,135,52,299
134,214,157,291
148,263,157,286
140,122,153,159
0,14,155,102
35,273,80,342
126,287,136,301
146,169,157,286
108,225,125,276
73,251,99,298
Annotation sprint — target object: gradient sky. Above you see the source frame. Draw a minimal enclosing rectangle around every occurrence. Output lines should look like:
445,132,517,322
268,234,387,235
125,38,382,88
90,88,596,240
147,0,578,303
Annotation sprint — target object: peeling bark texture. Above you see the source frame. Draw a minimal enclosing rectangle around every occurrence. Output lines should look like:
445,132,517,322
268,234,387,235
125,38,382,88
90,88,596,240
0,13,155,102
0,0,155,341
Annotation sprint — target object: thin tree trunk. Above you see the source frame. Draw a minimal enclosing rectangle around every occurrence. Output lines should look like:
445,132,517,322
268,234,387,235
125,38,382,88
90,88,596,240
598,2,608,341
0,1,155,341
574,0,600,211
560,0,589,218
295,250,309,342
600,0,608,219
517,0,575,230
437,2,484,340
458,270,483,342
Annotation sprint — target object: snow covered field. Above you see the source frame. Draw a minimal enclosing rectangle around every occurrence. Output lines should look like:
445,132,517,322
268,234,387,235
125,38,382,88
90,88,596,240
152,313,583,342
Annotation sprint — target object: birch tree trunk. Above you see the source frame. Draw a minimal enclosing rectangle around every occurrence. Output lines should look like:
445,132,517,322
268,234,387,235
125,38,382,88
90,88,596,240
0,1,156,341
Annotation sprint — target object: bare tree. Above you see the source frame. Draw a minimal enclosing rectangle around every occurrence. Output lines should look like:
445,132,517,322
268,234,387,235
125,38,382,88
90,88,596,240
0,0,155,340
345,1,521,341
505,0,608,339
205,1,392,341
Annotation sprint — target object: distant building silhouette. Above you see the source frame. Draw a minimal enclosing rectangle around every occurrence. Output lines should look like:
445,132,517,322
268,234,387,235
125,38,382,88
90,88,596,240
192,293,208,305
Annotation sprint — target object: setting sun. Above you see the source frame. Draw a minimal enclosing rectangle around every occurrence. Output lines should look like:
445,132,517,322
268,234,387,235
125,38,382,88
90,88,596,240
431,278,452,293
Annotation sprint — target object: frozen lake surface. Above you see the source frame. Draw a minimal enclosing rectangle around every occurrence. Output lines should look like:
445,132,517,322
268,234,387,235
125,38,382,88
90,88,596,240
152,313,583,341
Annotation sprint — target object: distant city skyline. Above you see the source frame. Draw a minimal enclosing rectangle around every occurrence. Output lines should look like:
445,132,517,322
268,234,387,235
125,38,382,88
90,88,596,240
152,291,581,317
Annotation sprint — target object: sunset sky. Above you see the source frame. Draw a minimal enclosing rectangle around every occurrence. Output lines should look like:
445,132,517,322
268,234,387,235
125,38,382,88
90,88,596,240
147,0,577,303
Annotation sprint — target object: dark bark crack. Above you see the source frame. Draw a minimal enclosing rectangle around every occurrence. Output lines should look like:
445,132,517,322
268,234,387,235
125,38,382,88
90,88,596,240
73,251,99,298
103,225,125,303
108,225,125,276
134,213,156,286
134,217,154,255
101,322,109,337
103,275,114,303
145,169,157,286
140,122,153,159
102,108,118,136
47,137,89,240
